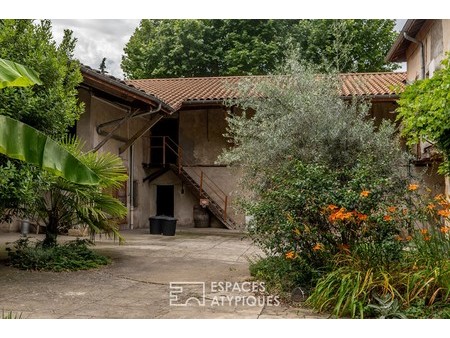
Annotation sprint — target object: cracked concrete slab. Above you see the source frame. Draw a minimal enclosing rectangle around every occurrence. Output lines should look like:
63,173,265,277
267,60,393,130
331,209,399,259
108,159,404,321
0,227,327,319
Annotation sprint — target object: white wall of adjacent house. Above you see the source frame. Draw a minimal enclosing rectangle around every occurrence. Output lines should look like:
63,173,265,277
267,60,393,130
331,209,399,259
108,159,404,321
405,20,450,82
404,19,450,197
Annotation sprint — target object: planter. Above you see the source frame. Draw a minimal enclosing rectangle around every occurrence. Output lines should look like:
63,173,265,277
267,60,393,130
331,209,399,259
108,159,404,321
193,205,210,228
160,216,177,236
149,216,162,235
20,219,30,236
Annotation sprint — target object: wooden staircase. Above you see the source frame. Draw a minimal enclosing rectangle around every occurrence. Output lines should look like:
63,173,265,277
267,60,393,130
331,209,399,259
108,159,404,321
151,136,237,230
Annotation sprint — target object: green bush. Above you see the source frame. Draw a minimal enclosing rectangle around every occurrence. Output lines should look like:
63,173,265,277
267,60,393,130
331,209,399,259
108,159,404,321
6,237,110,271
220,59,411,285
306,224,450,318
249,255,322,299
220,57,450,317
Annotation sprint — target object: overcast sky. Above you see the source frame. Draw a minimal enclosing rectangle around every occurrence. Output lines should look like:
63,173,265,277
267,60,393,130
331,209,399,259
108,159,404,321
51,20,140,79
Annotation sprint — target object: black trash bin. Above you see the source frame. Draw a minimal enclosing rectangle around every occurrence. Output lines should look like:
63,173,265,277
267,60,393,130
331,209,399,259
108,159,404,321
149,216,162,235
160,216,177,236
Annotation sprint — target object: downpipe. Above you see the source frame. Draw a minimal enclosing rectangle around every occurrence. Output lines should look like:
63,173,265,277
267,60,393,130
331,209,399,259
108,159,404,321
129,145,134,230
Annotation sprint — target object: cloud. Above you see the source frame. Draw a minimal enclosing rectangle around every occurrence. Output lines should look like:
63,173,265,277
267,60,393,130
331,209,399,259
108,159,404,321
51,19,140,79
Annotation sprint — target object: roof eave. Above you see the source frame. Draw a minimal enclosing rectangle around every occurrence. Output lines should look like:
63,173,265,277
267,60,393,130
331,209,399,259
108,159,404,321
341,94,401,101
386,19,427,63
80,67,174,114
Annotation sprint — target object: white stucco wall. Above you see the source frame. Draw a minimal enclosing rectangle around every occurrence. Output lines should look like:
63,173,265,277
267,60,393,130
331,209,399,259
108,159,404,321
77,91,155,229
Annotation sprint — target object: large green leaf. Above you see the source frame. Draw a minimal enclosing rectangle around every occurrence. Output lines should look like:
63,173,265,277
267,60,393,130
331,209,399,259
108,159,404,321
0,58,43,89
0,115,99,185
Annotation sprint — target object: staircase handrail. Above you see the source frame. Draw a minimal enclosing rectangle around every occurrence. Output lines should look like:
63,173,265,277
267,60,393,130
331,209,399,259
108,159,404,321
150,136,230,219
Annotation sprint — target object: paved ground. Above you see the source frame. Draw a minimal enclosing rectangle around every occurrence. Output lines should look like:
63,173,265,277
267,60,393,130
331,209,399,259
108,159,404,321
0,227,327,319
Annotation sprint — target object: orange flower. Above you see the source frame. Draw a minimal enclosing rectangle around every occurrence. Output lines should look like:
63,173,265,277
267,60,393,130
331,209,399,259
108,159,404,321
360,190,370,198
383,215,392,222
328,208,353,222
408,184,419,191
313,243,324,251
440,226,450,234
406,235,413,241
394,235,403,241
387,206,397,213
357,213,368,221
285,251,295,259
435,194,445,201
427,203,436,210
327,204,338,211
438,209,450,217
423,235,431,241
420,228,428,235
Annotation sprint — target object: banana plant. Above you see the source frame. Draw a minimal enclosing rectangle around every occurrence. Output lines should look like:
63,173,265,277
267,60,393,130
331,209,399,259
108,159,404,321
0,58,99,185
0,57,42,89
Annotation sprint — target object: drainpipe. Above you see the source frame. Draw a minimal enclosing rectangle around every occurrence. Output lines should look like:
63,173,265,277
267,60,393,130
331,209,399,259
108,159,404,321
403,32,425,80
129,145,134,230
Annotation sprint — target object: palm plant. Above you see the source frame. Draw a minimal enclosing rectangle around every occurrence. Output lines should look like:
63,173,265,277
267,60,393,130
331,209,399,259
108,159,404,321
32,137,128,247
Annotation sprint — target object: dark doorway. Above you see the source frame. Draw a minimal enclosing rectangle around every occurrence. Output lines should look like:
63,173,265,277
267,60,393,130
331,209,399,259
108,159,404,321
150,118,178,166
156,185,174,217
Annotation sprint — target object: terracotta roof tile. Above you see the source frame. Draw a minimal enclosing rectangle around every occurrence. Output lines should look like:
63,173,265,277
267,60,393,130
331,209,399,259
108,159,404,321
127,72,406,111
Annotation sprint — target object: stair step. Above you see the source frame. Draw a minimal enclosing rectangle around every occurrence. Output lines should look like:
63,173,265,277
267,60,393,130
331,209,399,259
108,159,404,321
168,160,236,230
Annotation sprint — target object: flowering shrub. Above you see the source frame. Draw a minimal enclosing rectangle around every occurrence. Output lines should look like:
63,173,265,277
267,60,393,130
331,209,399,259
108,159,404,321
307,186,450,318
245,159,413,276
220,57,449,316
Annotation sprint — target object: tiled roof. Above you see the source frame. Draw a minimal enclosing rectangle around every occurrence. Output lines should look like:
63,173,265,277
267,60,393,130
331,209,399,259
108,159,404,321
339,72,406,97
128,72,406,111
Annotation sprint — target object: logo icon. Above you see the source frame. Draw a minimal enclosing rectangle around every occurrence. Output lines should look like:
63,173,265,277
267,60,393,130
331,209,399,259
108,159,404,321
169,282,206,306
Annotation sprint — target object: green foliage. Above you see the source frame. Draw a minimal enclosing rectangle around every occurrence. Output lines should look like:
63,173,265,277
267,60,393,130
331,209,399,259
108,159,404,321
293,19,399,72
306,218,450,318
396,52,450,175
0,160,44,222
6,237,110,271
367,293,407,319
0,115,100,185
249,255,320,298
221,56,450,318
0,19,83,138
220,59,411,275
28,137,128,247
122,19,398,79
307,238,450,318
0,19,85,220
306,258,397,318
0,57,42,89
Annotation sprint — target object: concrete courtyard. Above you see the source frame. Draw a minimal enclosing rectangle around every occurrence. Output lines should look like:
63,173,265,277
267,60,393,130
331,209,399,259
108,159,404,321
0,227,326,319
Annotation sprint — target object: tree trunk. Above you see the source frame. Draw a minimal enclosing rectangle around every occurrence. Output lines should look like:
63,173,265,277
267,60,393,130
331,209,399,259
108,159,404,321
43,211,58,247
